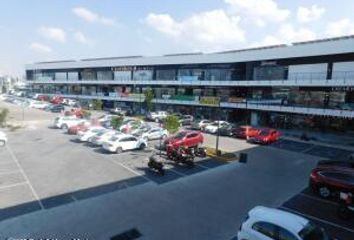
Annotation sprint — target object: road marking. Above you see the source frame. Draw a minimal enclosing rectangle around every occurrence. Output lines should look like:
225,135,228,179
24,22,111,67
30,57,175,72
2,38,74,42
6,145,44,210
105,157,152,182
301,145,317,153
195,163,210,170
163,167,187,176
0,161,16,165
71,195,78,202
0,170,21,176
280,206,354,234
0,181,28,191
299,193,339,207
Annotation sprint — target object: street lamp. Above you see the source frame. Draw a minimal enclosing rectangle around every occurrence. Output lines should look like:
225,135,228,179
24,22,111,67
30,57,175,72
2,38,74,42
215,99,221,156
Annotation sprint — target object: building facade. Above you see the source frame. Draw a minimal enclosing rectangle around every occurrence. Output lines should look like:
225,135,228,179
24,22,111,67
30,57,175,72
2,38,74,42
26,36,354,132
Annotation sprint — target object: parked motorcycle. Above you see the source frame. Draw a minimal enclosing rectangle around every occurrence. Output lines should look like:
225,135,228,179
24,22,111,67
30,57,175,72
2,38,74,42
192,147,207,158
166,145,195,167
337,192,354,220
148,154,165,176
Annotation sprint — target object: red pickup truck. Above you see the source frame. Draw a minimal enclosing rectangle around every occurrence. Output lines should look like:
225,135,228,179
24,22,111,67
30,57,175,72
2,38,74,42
164,131,203,148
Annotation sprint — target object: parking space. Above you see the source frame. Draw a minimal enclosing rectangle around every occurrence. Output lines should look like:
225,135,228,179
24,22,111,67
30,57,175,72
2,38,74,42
280,188,354,239
1,100,354,239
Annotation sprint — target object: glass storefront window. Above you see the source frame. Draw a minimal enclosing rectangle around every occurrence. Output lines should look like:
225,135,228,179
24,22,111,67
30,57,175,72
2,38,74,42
133,70,153,81
114,71,131,81
205,69,232,81
178,69,203,81
253,66,286,80
81,70,96,80
55,72,67,81
68,72,79,80
97,71,113,80
156,69,176,80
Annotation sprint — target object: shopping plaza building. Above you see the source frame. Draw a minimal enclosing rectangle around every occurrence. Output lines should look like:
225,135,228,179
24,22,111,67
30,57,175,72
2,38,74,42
26,35,354,131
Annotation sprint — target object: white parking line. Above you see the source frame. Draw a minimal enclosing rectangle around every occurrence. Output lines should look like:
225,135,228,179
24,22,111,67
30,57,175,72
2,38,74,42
105,157,152,182
0,161,16,165
0,170,22,176
0,182,28,191
299,193,339,207
195,163,210,170
6,145,44,210
280,206,354,234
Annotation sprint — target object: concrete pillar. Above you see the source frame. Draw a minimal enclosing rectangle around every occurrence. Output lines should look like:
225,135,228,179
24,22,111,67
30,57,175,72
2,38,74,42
251,111,259,126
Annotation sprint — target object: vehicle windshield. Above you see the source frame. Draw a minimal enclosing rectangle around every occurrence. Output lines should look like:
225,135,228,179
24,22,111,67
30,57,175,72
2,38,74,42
174,132,187,139
259,130,270,136
299,223,330,240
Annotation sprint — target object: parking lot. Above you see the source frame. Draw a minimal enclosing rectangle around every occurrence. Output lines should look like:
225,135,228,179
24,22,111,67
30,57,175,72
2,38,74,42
0,100,353,239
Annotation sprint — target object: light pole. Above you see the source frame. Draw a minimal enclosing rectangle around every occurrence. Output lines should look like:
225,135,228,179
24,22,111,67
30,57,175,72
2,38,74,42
215,99,221,156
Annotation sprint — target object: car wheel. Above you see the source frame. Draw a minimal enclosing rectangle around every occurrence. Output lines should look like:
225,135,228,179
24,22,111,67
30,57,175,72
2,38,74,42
116,147,123,154
139,143,146,150
61,124,68,130
318,186,331,198
0,140,6,147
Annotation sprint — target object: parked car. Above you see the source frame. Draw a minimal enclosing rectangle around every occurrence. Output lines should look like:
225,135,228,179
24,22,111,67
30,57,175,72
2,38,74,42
50,96,64,105
109,107,127,115
33,94,50,101
131,124,152,137
63,98,77,106
97,114,114,123
53,116,85,130
204,121,230,134
45,104,65,113
247,128,280,144
233,125,260,139
310,167,354,198
164,131,203,149
190,119,212,130
67,121,96,135
219,124,238,136
30,101,50,109
88,130,124,146
0,131,7,146
317,159,354,169
120,120,144,133
146,111,168,122
238,206,331,240
77,127,107,142
102,135,147,153
141,127,169,141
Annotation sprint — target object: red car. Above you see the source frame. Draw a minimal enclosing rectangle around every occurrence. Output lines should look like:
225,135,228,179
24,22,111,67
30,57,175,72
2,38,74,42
164,131,203,149
310,167,354,198
50,96,64,105
247,128,280,144
68,121,99,135
232,126,259,139
37,95,50,101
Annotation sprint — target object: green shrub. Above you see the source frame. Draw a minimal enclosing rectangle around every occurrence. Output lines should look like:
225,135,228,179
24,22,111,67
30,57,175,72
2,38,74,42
92,99,103,110
0,108,9,127
111,116,124,130
164,115,180,134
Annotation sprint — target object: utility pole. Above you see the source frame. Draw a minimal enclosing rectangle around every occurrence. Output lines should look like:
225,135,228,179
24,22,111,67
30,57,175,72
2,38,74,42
215,100,221,156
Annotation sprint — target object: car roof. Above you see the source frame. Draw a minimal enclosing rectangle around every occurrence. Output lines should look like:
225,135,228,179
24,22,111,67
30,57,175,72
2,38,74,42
249,206,308,233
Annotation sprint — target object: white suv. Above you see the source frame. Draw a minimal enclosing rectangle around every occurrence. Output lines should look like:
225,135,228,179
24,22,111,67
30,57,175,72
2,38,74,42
102,135,147,153
238,206,330,240
77,127,106,142
0,131,7,146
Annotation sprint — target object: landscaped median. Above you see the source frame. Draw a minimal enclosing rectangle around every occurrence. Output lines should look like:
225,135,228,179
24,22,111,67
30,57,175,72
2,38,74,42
205,147,241,162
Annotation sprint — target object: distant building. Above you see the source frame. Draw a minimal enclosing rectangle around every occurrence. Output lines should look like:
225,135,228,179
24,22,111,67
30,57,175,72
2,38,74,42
25,35,354,131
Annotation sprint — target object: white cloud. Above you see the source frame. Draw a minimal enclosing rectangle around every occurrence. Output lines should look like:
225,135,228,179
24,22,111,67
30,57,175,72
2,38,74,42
325,18,354,37
297,5,326,23
73,31,93,45
29,42,52,53
146,10,245,49
225,0,290,26
251,24,316,47
72,7,116,26
38,27,67,43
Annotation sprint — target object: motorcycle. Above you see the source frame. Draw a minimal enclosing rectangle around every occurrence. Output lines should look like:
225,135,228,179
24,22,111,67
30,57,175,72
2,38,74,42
192,147,207,158
337,192,354,220
166,145,195,167
148,154,165,176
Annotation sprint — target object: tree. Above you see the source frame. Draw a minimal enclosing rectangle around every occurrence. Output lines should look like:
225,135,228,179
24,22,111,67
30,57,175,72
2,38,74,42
144,88,154,112
111,116,124,130
163,115,180,134
0,108,9,127
92,99,103,110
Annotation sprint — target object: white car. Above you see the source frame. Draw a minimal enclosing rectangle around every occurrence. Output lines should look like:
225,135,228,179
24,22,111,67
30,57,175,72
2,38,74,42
29,101,49,109
204,121,230,134
0,131,7,146
119,120,144,133
53,116,85,130
147,111,168,122
97,114,113,123
238,206,330,240
77,127,106,142
141,127,168,141
88,130,124,146
102,135,147,153
198,120,212,129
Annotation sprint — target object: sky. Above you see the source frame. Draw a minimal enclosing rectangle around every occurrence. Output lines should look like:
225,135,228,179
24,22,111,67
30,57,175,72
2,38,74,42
1,0,354,77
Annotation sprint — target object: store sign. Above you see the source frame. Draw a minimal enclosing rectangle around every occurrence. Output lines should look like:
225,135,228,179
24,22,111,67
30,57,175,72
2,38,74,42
199,96,220,106
228,97,246,103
